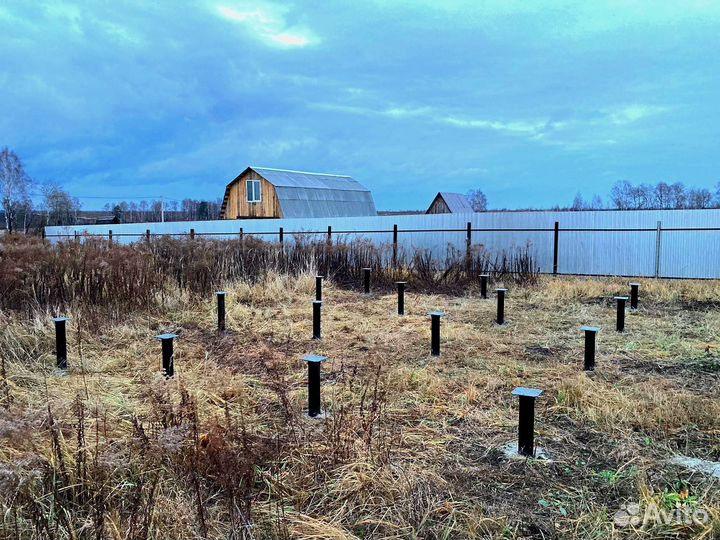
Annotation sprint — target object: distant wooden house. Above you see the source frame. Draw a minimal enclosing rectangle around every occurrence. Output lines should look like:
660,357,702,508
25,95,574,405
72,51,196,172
95,216,121,225
77,215,121,225
426,192,475,214
220,167,377,219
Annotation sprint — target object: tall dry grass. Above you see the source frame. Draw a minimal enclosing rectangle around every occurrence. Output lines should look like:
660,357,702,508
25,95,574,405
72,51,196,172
0,236,539,317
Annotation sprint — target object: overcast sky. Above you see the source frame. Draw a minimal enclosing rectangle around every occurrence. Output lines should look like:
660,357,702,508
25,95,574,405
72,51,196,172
1,1,719,210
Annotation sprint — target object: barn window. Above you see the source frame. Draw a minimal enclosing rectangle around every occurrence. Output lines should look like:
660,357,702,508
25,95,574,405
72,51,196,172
246,179,261,203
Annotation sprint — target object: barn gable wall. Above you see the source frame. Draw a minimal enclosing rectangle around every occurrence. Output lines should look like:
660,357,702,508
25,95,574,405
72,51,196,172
223,169,282,219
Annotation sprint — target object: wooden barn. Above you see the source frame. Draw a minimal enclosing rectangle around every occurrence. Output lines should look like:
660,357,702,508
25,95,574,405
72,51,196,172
220,167,377,219
426,192,474,214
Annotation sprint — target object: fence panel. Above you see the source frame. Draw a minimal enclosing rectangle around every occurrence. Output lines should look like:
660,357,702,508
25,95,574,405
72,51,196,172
558,230,657,277
44,209,720,279
660,230,720,279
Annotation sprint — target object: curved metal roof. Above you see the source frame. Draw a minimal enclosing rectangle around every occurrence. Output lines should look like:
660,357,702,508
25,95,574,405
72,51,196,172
221,166,377,218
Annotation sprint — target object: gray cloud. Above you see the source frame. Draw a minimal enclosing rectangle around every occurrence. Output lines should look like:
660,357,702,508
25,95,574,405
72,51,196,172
0,0,718,210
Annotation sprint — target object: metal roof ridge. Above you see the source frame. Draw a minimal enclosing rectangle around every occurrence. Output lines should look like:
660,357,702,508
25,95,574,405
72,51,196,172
273,186,371,194
251,166,353,178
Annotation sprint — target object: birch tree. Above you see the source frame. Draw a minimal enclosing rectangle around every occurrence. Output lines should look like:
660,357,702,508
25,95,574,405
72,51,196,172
466,189,488,211
0,147,32,233
42,183,80,226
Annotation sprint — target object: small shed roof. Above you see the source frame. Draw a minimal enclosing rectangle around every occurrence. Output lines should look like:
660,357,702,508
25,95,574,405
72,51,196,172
221,167,377,219
428,192,475,213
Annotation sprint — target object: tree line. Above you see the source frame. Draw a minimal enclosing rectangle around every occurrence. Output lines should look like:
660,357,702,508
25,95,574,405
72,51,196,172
101,199,223,223
468,180,720,213
0,147,81,232
0,147,222,232
570,180,720,211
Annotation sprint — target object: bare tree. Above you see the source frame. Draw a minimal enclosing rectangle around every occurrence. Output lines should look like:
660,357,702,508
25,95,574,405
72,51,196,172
0,147,33,233
631,184,653,209
466,189,487,211
128,201,138,221
668,182,686,209
653,182,673,209
610,181,633,209
687,188,712,209
648,181,689,209
138,200,149,220
571,192,585,210
610,181,657,209
150,200,163,221
589,195,604,209
42,183,81,226
19,198,34,233
182,198,197,220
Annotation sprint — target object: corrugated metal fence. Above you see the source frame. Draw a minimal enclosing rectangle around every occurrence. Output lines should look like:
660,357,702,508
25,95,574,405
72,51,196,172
44,209,720,279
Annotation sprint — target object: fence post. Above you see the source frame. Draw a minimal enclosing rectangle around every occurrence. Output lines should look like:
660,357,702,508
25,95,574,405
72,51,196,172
465,222,472,273
190,228,195,240
392,224,398,268
327,226,332,246
654,221,662,278
108,230,113,245
145,229,151,242
553,221,559,274
239,227,244,245
41,227,46,240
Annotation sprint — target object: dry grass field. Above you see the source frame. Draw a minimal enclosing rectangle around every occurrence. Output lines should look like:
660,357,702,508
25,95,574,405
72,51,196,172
0,238,719,539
